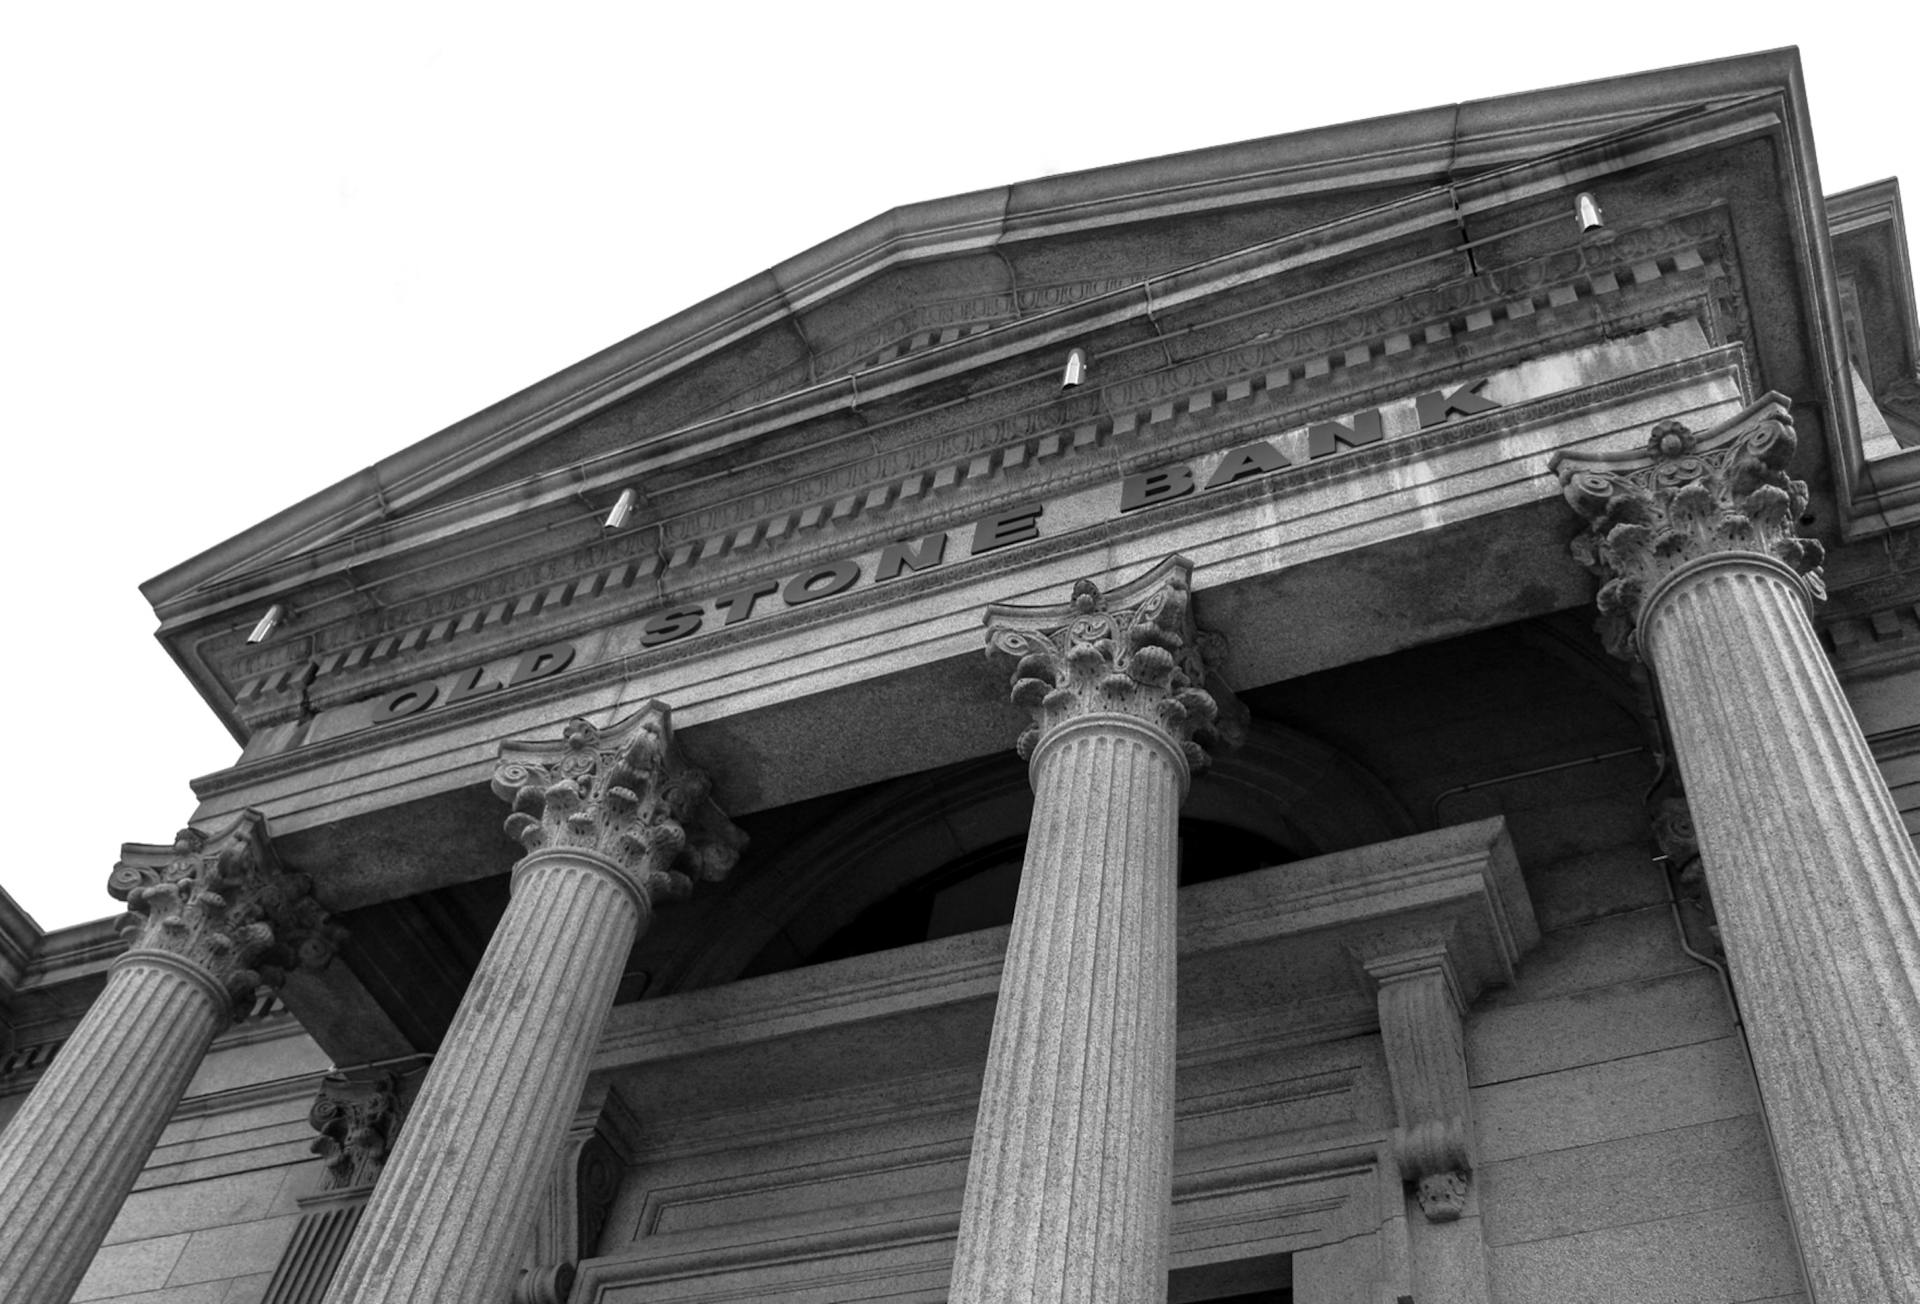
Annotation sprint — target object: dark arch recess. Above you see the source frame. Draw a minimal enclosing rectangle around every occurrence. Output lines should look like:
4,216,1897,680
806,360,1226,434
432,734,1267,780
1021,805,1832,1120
654,720,1413,993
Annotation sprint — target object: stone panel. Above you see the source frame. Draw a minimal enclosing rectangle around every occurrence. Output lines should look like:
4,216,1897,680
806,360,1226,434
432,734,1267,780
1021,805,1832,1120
71,1235,190,1302
1478,1113,1778,1246
1478,907,1694,1008
103,1168,299,1246
1521,843,1669,932
163,1217,303,1289
1488,1200,1803,1304
1467,967,1729,1086
1472,1036,1758,1165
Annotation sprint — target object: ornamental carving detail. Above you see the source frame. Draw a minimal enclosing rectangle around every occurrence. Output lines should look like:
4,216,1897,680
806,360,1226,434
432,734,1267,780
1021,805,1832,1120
985,556,1222,769
491,702,748,906
108,811,344,1018
1552,393,1826,660
308,1060,429,1191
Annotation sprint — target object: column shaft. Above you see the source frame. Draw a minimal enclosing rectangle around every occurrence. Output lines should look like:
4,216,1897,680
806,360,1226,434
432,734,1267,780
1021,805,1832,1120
948,715,1182,1304
0,954,226,1304
321,853,641,1304
1644,556,1920,1297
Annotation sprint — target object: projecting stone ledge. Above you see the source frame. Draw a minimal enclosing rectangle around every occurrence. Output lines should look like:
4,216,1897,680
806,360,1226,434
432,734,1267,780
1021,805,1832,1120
594,817,1538,1113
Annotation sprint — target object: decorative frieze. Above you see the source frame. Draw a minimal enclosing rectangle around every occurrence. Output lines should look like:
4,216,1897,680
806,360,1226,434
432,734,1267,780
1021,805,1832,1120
1553,393,1827,660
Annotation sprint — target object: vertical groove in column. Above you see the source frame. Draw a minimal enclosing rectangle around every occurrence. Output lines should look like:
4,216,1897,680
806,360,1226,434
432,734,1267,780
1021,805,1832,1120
1647,561,1920,1298
949,717,1182,1304
321,855,640,1304
0,956,225,1304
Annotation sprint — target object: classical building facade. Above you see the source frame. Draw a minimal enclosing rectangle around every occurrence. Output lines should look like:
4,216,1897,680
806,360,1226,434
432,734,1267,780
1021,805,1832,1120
3,49,1918,1304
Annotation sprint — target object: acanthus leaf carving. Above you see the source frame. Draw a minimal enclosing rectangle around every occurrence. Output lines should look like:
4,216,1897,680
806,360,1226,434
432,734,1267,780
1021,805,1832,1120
985,556,1224,769
490,702,747,907
307,1058,430,1191
1552,393,1825,660
108,811,345,1018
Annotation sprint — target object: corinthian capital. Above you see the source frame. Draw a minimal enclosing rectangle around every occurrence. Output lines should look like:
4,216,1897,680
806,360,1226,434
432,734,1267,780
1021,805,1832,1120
108,811,344,1017
1551,393,1826,659
491,702,748,905
985,555,1222,768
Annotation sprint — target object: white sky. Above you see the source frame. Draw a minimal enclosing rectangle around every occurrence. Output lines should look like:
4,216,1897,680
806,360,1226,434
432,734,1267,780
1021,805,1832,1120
2,4,1910,931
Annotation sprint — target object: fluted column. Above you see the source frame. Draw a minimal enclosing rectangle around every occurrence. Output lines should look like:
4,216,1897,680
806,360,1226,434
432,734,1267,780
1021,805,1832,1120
951,557,1221,1304
321,704,743,1304
1556,394,1920,1298
0,814,339,1304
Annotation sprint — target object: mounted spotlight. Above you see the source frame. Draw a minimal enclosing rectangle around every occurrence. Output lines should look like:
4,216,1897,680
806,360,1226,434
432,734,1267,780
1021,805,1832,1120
246,603,285,645
1575,192,1605,233
604,487,638,530
1061,348,1088,388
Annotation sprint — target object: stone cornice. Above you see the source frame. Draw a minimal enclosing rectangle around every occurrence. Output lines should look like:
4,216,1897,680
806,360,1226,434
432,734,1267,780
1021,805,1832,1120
1824,596,1920,673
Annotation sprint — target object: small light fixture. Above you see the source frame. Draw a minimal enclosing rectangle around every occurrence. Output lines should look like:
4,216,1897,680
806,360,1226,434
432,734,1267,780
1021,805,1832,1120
246,603,285,645
604,487,638,530
1575,192,1605,233
1061,348,1088,388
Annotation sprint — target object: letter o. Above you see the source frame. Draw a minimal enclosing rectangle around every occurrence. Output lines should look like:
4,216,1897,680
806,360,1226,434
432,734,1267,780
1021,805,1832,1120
781,560,861,605
371,682,439,725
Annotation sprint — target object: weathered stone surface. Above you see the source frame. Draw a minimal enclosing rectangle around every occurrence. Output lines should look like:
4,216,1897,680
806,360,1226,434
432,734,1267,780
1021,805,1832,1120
320,703,741,1304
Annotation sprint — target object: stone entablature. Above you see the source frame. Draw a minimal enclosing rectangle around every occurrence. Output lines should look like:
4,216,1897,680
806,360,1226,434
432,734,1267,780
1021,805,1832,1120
219,212,1735,729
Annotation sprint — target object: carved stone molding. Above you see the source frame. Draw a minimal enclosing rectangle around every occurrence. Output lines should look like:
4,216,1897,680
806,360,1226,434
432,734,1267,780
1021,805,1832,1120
308,1058,431,1192
108,812,345,1019
492,704,748,907
1552,393,1826,660
985,555,1224,770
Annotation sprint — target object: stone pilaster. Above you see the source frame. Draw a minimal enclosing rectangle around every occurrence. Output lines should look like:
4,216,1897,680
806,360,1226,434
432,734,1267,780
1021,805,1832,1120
0,813,339,1304
948,557,1219,1304
320,703,744,1304
1361,941,1493,1304
1556,394,1920,1298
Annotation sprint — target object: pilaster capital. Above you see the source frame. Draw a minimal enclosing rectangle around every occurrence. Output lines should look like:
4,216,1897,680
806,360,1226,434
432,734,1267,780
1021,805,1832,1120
307,1057,431,1192
1551,393,1826,659
108,811,344,1019
984,555,1223,769
491,702,748,908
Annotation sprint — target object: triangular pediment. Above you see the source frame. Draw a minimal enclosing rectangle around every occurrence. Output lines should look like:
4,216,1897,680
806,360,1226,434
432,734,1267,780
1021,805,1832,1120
143,51,1877,744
